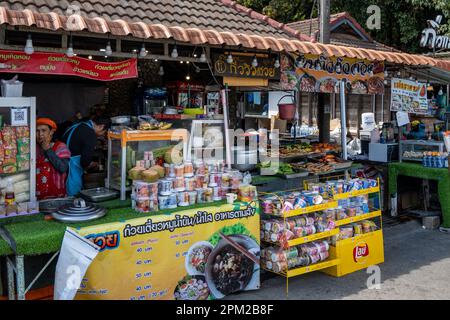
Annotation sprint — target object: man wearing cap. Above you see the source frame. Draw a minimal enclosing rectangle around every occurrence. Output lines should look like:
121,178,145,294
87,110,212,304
36,118,71,200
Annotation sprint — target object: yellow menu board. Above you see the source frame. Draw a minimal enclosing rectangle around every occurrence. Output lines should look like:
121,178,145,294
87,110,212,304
75,201,260,300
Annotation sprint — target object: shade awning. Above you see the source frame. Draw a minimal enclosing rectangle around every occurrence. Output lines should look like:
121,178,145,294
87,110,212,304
1,6,450,72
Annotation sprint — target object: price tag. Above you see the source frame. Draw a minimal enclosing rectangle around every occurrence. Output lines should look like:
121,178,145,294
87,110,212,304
11,108,28,126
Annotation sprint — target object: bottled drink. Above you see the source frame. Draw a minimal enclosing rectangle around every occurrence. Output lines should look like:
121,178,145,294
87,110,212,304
4,178,15,206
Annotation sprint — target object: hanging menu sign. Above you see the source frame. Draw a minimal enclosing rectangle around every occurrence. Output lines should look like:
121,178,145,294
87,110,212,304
280,54,385,95
213,54,280,79
390,78,428,114
0,50,138,81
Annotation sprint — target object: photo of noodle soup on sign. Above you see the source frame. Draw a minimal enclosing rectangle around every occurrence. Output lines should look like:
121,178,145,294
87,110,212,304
179,233,260,300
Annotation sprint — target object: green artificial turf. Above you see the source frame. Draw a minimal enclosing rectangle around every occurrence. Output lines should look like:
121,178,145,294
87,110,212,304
389,162,450,228
0,199,229,256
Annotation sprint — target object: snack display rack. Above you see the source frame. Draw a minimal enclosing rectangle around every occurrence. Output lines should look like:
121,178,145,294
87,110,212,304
106,129,189,200
323,183,384,277
260,198,340,294
260,180,384,295
0,97,37,219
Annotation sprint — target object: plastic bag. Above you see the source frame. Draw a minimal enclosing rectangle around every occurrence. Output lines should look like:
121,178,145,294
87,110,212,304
54,228,100,300
242,171,252,185
346,138,361,157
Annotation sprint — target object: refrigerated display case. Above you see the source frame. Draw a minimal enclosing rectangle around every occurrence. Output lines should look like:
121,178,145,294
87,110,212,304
106,129,189,200
0,97,37,218
399,140,445,162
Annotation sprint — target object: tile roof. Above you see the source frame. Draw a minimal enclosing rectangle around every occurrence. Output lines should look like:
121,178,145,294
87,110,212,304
287,12,399,52
0,0,308,40
1,6,450,72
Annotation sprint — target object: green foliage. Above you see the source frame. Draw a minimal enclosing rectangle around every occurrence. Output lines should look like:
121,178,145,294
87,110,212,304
235,0,450,53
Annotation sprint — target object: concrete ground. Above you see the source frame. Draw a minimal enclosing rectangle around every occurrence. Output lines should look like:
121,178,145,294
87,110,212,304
226,220,450,300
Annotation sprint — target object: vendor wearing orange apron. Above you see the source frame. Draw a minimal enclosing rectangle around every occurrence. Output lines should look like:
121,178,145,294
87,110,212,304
36,118,71,200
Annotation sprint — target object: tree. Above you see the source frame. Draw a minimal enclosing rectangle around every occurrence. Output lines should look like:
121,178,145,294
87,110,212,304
236,0,450,53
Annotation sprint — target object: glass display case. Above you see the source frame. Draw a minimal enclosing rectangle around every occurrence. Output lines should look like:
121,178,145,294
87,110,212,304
0,97,37,218
106,129,189,200
399,140,445,162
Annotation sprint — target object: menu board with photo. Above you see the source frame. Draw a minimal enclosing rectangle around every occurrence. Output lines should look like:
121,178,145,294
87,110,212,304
280,54,385,95
390,78,428,114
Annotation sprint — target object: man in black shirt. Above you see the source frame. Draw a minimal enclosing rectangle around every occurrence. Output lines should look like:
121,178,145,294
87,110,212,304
62,117,109,195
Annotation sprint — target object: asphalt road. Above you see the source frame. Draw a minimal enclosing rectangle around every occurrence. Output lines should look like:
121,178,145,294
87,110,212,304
226,220,450,300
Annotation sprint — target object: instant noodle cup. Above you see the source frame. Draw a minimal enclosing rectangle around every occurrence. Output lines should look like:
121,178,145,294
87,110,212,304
174,176,185,192
196,188,206,203
188,191,197,205
221,173,231,188
174,164,185,178
133,181,150,197
177,192,189,207
205,188,213,203
212,186,222,201
159,179,173,196
195,175,206,189
194,160,206,175
168,193,178,209
184,161,194,177
184,177,196,192
208,174,218,187
213,173,222,186
158,195,169,210
238,184,251,201
135,197,151,213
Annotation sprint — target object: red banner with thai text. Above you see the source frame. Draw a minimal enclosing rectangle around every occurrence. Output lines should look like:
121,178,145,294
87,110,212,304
0,50,138,81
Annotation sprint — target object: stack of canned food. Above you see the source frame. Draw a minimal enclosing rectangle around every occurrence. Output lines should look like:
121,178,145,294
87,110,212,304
260,212,336,248
262,240,330,273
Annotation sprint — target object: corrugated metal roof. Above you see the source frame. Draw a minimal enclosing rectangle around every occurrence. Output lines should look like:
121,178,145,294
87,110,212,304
1,6,450,72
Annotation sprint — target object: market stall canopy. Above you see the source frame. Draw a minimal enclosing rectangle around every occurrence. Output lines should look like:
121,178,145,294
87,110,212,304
1,4,450,72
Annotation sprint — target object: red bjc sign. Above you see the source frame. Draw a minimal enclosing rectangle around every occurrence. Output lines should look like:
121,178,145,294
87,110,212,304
0,50,138,81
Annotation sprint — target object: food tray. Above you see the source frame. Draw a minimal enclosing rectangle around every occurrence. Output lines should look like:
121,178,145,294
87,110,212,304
277,168,310,179
331,160,353,170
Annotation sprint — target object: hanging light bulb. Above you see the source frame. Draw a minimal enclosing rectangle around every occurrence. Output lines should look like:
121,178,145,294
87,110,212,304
186,74,190,81
226,53,233,64
24,34,34,55
105,41,113,56
139,43,148,58
171,46,178,58
158,66,164,76
88,55,93,60
274,57,280,68
251,55,258,68
66,41,74,58
199,53,207,63
154,58,158,62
